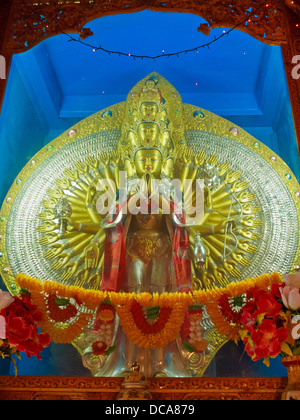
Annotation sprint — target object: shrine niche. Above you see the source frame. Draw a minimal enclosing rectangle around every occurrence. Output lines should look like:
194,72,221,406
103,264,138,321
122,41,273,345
0,0,299,401
0,72,299,379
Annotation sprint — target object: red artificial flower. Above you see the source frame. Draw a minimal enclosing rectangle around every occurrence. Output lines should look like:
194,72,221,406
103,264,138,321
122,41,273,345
255,292,282,318
243,336,255,359
92,340,108,356
250,319,288,361
0,295,51,359
242,288,265,315
240,310,255,333
270,282,285,300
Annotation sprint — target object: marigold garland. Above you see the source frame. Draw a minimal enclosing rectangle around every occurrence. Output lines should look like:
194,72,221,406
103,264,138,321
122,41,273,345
16,274,108,343
15,272,283,346
116,302,186,348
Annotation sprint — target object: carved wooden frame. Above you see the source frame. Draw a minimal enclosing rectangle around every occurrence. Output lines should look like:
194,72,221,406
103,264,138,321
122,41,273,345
0,0,297,400
0,375,288,400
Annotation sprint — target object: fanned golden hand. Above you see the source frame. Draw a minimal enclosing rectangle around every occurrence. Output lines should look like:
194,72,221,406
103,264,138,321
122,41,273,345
232,250,251,267
238,228,262,240
238,192,256,203
111,150,121,166
240,216,262,228
85,242,101,269
38,211,55,221
100,152,110,168
42,198,58,209
87,272,102,289
39,232,61,245
61,260,82,282
46,187,64,200
201,272,215,290
224,170,241,184
86,156,100,170
212,266,229,287
206,154,218,166
75,161,89,175
194,150,206,167
64,168,80,182
38,221,59,233
44,243,65,259
218,162,229,176
230,181,248,193
55,178,72,190
222,259,242,277
242,204,260,215
75,269,90,287
238,239,258,254
51,253,72,270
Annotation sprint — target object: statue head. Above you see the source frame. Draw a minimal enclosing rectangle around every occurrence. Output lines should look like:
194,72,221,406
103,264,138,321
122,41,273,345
137,122,160,147
118,73,186,176
134,148,162,178
140,102,159,121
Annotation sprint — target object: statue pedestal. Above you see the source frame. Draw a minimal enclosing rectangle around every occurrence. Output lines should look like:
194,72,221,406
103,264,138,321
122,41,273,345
282,356,300,400
0,376,287,400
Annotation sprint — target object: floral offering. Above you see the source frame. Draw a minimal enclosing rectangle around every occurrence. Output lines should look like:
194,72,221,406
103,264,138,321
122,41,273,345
0,288,51,373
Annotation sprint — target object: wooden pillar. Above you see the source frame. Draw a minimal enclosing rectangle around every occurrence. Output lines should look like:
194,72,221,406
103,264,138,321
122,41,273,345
281,3,300,155
0,0,14,111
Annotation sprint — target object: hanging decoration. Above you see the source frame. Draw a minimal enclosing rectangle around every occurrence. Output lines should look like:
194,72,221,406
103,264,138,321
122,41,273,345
62,0,272,61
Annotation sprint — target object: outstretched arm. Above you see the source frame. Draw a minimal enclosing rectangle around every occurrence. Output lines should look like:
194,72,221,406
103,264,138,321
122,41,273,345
63,217,100,234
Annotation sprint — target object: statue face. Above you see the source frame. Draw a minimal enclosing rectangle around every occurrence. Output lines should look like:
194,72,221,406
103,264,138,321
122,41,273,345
134,148,162,178
145,79,156,89
137,122,159,146
140,102,158,120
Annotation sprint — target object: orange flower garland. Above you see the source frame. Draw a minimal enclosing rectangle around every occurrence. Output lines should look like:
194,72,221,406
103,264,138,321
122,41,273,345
15,272,284,347
116,301,186,348
16,274,107,343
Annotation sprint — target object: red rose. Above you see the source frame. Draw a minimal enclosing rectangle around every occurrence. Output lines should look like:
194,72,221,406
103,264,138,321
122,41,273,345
92,340,108,356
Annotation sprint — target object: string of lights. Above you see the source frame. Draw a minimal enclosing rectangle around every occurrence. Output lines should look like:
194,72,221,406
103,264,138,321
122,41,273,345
62,0,274,61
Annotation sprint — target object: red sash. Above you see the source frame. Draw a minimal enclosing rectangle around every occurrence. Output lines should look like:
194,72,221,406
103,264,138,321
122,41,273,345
101,195,192,293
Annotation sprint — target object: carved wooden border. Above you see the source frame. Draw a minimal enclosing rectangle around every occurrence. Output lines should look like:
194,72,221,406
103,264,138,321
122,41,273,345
0,2,297,396
0,375,287,400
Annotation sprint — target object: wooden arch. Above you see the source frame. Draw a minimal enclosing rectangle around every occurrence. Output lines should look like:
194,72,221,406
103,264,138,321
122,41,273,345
0,0,299,150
